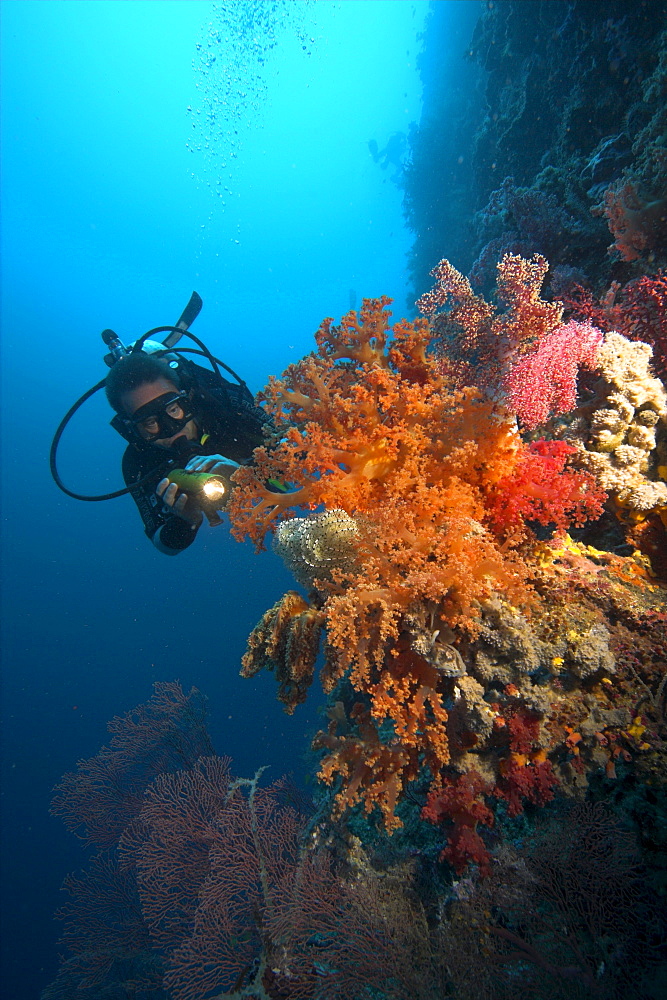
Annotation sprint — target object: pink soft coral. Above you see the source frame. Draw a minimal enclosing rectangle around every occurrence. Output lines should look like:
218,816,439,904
504,319,604,430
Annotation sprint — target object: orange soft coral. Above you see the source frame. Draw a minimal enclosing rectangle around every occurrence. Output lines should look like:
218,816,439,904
315,648,449,832
240,591,324,714
230,299,532,646
494,252,563,346
314,702,410,832
229,296,604,830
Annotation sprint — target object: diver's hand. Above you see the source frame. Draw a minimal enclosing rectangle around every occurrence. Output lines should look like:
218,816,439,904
156,478,204,527
184,455,240,477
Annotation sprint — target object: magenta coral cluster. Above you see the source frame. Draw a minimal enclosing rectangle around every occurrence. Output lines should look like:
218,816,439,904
504,319,603,429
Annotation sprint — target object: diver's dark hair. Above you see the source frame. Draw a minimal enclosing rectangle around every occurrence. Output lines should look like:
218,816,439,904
105,353,183,414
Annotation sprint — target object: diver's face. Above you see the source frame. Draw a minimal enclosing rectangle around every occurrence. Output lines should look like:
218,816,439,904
121,378,199,449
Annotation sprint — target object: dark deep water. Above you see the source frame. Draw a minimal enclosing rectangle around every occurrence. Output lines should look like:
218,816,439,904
2,2,667,998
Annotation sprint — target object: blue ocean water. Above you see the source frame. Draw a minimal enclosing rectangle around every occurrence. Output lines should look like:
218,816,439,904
0,2,480,995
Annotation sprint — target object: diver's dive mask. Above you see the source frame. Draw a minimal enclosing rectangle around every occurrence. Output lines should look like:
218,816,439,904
128,391,193,442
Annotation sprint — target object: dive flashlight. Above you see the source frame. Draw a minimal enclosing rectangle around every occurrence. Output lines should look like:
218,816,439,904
166,468,232,526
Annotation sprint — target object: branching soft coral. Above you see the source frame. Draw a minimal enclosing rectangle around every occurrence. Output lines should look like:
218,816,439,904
230,299,537,676
422,771,494,876
418,254,608,435
418,253,564,388
564,271,667,382
494,752,558,817
597,181,667,262
492,709,558,817
230,294,604,831
315,647,451,832
315,702,416,834
504,319,603,429
485,440,606,542
240,591,323,714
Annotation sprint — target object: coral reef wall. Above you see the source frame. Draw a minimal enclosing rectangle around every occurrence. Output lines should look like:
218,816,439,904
404,0,667,299
45,7,667,998
224,255,667,994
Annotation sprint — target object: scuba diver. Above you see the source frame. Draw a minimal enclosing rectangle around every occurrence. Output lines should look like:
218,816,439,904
50,292,272,555
367,132,406,183
105,350,268,553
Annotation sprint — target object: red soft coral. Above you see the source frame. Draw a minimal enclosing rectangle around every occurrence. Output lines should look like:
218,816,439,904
486,440,606,540
492,709,558,817
506,710,541,754
564,272,667,381
494,754,558,817
618,271,667,381
423,771,494,876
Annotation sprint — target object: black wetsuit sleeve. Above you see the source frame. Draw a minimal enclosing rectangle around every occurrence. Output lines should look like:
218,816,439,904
121,448,198,555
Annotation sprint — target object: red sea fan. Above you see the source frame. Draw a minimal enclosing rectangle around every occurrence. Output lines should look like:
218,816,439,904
50,683,213,847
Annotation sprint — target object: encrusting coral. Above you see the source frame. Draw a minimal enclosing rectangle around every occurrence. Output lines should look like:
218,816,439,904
569,331,667,512
228,258,665,836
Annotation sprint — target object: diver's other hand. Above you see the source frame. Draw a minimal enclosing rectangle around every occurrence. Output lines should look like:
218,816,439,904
156,478,204,527
184,455,240,477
